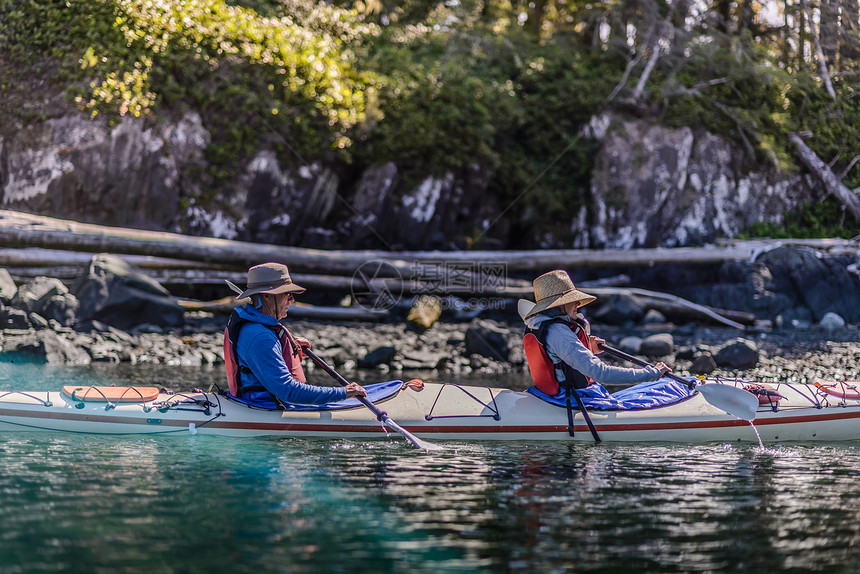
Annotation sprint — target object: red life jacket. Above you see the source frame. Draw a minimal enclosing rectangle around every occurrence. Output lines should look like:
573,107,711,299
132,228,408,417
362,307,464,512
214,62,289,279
223,311,307,397
523,318,593,396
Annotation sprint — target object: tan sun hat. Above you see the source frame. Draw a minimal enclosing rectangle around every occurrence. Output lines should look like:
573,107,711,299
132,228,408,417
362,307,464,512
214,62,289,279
524,270,596,319
235,262,306,300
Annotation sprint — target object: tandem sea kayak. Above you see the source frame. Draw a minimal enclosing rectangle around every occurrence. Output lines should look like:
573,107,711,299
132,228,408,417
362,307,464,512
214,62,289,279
2,378,860,443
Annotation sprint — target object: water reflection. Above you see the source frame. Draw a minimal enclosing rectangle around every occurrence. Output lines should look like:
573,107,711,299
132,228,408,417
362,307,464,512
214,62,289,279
5,361,860,572
311,441,860,572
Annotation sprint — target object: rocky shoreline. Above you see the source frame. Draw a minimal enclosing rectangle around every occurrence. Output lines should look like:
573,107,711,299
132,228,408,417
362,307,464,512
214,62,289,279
2,304,859,392
1,249,859,391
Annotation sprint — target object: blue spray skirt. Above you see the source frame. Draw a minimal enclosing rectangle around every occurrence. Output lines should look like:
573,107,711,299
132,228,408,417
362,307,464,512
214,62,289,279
225,380,404,411
527,377,697,410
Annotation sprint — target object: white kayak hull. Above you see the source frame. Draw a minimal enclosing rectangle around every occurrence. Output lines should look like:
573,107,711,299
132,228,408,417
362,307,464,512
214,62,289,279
1,381,860,442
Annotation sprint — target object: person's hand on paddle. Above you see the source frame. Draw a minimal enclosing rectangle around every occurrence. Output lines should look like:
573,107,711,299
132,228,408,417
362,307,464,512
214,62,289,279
654,362,671,376
344,382,367,399
588,335,605,354
295,336,311,350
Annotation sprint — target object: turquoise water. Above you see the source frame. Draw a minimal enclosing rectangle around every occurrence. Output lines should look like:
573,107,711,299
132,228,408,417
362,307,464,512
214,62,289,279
3,359,860,573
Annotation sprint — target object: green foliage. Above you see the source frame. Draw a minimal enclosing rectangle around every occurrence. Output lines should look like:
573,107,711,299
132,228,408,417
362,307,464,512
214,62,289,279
354,19,614,241
0,0,372,161
355,27,521,182
2,0,860,245
789,82,860,191
657,37,799,169
742,198,860,240
487,49,614,240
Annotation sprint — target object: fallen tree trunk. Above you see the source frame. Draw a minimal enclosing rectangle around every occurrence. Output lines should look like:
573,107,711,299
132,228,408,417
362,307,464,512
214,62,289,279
0,247,235,272
178,297,389,321
1,210,856,274
642,299,756,327
587,287,751,329
136,269,533,298
791,134,860,221
3,252,632,299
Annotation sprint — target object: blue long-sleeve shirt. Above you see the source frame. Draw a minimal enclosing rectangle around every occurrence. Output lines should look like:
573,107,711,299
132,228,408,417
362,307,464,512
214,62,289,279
526,310,661,385
234,304,346,405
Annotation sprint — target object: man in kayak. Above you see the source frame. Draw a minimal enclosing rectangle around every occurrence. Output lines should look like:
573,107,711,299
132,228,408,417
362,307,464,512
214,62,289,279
224,262,366,407
523,269,671,394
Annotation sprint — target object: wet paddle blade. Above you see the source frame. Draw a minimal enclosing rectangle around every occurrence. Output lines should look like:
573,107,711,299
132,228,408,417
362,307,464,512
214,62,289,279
698,383,759,421
383,417,444,451
517,299,536,321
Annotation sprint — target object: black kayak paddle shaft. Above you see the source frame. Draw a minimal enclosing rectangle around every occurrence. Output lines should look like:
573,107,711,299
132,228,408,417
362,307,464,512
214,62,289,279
302,347,440,450
598,343,693,389
303,347,387,420
567,386,601,442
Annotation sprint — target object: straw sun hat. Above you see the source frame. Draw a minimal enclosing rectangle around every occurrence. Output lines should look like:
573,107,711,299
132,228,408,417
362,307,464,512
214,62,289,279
524,270,597,319
235,262,306,300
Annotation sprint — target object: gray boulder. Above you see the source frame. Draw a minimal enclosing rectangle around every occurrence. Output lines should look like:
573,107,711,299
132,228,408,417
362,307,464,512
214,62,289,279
12,276,66,310
757,247,860,323
591,294,646,325
2,308,32,330
819,312,846,330
642,309,667,324
358,346,396,368
3,330,91,364
72,254,185,331
690,353,717,374
640,333,674,357
714,339,760,370
0,269,17,303
400,349,447,370
617,336,643,355
41,293,79,327
465,320,511,362
12,277,80,327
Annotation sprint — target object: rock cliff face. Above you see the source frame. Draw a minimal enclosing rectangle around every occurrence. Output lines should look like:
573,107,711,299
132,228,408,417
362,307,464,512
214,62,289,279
0,114,209,229
582,114,816,248
0,111,816,249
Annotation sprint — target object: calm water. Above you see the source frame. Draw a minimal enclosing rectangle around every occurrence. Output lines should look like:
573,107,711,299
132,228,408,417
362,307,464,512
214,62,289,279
3,358,860,573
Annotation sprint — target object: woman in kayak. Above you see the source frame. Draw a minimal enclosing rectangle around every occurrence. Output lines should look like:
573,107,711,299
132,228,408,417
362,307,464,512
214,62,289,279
224,262,366,407
523,269,671,394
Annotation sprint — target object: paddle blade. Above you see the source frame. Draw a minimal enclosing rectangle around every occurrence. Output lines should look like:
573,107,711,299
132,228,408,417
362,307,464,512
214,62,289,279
517,299,536,321
698,384,759,421
225,280,243,295
383,417,444,451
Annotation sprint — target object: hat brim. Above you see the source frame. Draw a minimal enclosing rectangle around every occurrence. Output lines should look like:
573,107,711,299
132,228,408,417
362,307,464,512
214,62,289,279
236,282,306,300
523,289,596,319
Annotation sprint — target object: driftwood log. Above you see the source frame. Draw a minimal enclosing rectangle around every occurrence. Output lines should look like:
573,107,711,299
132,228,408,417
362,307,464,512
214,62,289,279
587,287,754,328
1,210,856,274
178,297,389,321
1,210,851,328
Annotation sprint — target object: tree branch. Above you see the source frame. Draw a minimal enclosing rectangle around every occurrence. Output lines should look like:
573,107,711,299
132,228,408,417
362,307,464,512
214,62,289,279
791,133,860,220
800,0,837,99
839,155,860,180
712,101,757,158
664,77,730,97
605,50,646,104
632,13,674,100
